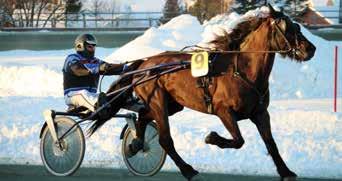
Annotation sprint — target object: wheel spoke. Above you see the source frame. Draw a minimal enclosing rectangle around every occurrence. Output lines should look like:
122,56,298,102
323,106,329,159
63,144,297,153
146,133,158,144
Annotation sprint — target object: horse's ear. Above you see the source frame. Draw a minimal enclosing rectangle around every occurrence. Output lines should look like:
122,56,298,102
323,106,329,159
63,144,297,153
268,3,276,17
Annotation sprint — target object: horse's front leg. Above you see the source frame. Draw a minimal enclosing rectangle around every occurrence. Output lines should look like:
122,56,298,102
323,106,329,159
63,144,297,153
205,108,245,149
251,110,297,179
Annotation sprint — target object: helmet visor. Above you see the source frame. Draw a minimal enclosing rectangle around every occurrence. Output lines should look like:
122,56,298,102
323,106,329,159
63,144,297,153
85,40,97,45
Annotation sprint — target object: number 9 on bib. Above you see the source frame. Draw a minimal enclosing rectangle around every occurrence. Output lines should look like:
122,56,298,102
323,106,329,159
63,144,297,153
191,52,209,77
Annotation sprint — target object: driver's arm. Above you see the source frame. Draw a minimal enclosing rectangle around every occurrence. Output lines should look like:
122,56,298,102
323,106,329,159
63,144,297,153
70,62,91,76
99,62,126,75
63,56,98,76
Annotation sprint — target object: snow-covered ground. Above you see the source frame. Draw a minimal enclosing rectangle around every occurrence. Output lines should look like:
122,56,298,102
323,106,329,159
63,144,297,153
0,8,341,179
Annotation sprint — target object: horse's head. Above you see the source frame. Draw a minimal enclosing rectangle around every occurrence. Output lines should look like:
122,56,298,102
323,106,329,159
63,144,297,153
268,4,316,62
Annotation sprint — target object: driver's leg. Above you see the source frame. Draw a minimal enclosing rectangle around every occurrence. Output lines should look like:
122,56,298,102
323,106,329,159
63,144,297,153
65,90,98,112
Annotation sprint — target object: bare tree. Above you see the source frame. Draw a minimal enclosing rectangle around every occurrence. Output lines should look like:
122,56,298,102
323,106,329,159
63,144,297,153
230,0,266,14
92,0,105,28
160,0,182,24
64,0,82,28
90,0,121,28
42,2,65,28
36,0,50,27
1,0,67,28
339,0,342,23
108,0,123,27
0,0,17,27
273,0,312,17
188,0,226,23
101,0,120,13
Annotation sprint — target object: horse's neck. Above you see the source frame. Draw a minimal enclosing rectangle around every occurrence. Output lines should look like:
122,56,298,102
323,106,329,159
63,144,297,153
238,20,275,85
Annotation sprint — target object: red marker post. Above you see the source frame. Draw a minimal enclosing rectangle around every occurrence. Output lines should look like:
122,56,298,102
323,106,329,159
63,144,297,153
334,46,338,112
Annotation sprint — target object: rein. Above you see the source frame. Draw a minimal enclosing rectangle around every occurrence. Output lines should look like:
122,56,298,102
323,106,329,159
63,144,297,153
107,61,190,97
108,18,298,107
120,46,292,66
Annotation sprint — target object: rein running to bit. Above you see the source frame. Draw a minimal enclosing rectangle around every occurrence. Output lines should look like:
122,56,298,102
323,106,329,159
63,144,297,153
99,36,296,112
103,43,289,99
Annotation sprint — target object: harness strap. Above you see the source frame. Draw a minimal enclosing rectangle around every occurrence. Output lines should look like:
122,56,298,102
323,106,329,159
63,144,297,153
197,76,213,113
196,54,218,114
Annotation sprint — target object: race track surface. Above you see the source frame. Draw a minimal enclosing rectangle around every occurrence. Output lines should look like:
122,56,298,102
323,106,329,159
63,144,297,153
0,165,334,181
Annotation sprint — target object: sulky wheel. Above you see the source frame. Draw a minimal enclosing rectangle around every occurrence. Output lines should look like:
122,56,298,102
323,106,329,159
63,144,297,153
121,121,166,176
40,116,85,176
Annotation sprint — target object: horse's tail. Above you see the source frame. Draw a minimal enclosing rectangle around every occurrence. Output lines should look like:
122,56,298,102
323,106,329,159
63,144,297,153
87,60,144,137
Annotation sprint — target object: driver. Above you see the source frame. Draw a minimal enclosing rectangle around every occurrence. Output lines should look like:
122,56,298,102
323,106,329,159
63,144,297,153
63,33,126,112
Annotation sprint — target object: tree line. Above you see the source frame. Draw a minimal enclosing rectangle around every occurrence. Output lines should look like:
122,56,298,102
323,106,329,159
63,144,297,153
163,0,314,23
0,0,126,28
0,0,329,28
0,0,82,27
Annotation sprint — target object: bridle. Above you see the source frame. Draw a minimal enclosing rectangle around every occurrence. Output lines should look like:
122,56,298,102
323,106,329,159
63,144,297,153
231,18,301,105
271,18,299,58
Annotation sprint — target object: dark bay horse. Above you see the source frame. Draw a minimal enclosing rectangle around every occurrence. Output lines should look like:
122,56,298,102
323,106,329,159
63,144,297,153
91,5,316,181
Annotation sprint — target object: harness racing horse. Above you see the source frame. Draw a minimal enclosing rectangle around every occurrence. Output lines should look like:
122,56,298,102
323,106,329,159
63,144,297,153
90,5,316,180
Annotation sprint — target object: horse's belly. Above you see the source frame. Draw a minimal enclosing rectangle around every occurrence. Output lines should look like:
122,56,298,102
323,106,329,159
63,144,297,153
163,71,209,113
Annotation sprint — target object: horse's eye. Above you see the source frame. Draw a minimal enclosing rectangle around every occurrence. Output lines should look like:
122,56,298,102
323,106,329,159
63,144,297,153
294,23,301,31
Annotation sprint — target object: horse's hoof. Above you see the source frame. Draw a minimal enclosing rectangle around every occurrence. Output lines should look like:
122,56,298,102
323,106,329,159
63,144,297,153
182,165,199,181
190,173,205,181
124,145,135,158
124,139,144,158
282,176,296,181
205,131,219,144
281,170,297,181
131,139,144,152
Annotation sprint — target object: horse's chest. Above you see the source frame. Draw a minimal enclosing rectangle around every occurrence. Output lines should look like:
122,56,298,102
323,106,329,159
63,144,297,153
219,84,267,116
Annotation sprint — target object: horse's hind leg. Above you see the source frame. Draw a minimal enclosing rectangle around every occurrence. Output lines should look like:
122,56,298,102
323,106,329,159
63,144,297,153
128,100,182,156
205,108,245,149
149,89,199,180
126,114,152,156
251,110,297,179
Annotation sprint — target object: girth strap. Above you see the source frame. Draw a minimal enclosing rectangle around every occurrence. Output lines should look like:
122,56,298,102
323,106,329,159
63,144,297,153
197,76,213,114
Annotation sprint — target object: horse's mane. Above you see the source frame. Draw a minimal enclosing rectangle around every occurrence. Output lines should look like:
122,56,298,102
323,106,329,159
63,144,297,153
209,17,266,51
204,8,272,51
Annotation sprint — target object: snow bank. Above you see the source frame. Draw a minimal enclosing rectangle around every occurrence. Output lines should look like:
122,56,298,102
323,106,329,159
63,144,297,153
0,48,116,97
105,14,204,62
0,97,340,179
0,66,63,97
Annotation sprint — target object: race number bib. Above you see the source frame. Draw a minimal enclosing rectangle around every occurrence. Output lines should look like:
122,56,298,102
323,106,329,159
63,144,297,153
191,52,209,77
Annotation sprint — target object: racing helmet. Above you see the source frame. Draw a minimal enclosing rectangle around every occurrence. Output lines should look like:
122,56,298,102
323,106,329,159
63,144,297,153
74,34,97,58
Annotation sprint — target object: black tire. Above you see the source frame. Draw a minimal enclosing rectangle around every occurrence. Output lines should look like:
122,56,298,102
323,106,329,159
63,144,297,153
40,116,85,176
121,122,166,176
